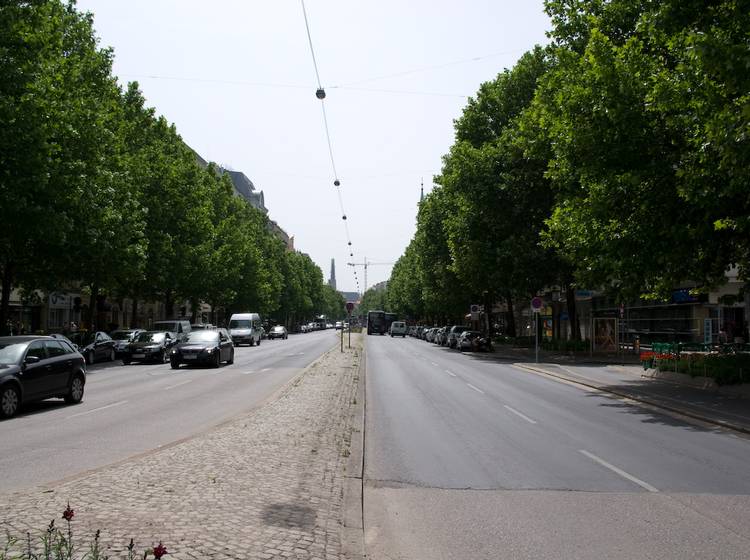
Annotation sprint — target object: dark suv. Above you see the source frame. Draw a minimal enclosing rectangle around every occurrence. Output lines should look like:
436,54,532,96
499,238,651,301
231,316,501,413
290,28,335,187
0,336,86,418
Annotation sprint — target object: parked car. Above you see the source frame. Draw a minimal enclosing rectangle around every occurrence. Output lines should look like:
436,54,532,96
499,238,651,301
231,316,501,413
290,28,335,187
69,331,116,365
190,323,215,331
435,327,449,346
152,320,191,342
268,325,288,340
48,333,77,348
335,321,343,330
122,331,178,364
170,329,234,369
447,325,471,348
457,330,481,351
389,321,407,337
110,329,146,358
0,336,86,418
457,331,493,352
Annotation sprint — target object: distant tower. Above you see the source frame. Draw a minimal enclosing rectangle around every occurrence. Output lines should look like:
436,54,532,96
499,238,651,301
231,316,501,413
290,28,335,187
329,258,337,290
420,178,424,203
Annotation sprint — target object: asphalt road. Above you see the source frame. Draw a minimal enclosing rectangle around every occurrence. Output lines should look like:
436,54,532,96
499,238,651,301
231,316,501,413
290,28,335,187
363,334,750,559
0,330,337,494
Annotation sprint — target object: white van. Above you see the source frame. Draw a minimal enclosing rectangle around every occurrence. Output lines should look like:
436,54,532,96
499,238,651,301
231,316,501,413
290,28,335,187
389,321,407,338
229,313,262,346
153,319,192,342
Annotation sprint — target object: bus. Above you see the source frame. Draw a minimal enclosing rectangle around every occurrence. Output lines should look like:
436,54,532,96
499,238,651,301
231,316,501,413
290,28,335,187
367,310,387,335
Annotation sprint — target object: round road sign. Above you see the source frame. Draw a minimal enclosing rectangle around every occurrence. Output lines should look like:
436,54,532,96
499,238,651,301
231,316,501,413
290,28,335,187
531,297,544,312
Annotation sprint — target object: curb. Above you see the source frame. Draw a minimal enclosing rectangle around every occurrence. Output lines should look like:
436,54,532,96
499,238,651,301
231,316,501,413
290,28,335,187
513,362,750,437
341,336,366,560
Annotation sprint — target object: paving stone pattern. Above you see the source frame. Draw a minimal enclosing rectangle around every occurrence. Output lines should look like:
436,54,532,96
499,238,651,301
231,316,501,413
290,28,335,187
0,337,362,560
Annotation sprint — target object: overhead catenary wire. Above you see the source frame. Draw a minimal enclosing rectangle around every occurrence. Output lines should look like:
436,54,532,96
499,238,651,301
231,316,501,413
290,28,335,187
299,0,359,292
121,73,470,98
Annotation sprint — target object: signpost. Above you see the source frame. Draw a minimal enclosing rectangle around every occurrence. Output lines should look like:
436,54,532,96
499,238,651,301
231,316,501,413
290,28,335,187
470,304,480,322
346,302,355,349
531,297,543,363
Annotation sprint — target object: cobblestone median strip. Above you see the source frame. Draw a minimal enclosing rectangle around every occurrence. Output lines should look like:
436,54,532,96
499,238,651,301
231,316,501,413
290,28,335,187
0,336,363,560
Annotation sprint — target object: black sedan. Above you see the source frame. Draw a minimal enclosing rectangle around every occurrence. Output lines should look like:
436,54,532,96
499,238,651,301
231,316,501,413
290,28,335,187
170,329,234,369
110,329,146,358
69,331,117,365
0,336,86,418
122,331,177,364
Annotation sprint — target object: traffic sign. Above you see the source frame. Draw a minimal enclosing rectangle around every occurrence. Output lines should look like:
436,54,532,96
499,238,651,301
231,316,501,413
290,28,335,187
531,297,543,313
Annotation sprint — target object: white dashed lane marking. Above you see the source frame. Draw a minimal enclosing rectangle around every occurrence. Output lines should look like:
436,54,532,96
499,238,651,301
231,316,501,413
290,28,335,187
466,383,485,394
503,405,537,424
164,380,192,391
67,400,128,419
579,449,659,493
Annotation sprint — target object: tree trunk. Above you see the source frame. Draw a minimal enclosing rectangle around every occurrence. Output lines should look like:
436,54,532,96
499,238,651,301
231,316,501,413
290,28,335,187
505,292,516,337
0,262,13,336
87,284,98,331
484,292,492,335
130,298,138,329
566,283,580,341
164,289,174,320
190,298,199,323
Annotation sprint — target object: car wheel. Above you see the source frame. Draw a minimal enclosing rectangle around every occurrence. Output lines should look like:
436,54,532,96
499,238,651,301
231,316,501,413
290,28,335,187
161,350,169,364
0,385,20,418
227,350,234,365
122,358,131,365
108,348,116,362
86,351,94,365
257,337,261,346
170,359,179,370
249,339,255,347
64,374,85,404
213,352,221,368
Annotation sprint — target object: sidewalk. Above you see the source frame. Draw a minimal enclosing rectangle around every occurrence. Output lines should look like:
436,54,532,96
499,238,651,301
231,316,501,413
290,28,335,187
507,355,750,435
0,336,364,560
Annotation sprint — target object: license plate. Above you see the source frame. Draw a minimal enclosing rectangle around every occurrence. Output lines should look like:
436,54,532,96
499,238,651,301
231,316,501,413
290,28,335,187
183,355,196,360
133,353,145,358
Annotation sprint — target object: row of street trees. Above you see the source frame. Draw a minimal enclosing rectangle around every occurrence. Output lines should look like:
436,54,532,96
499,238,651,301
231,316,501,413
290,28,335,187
384,0,749,337
0,0,344,332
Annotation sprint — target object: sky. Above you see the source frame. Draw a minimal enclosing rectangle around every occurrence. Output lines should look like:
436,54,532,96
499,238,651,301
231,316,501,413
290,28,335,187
75,0,551,294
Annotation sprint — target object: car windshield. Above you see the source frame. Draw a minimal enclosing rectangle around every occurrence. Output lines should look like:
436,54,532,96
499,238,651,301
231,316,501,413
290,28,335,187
0,342,27,365
136,332,165,343
153,322,178,331
111,331,134,340
229,320,251,328
185,331,219,343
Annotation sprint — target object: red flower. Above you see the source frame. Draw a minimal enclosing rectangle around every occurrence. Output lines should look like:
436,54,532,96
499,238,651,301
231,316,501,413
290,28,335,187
153,542,167,559
62,504,74,522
